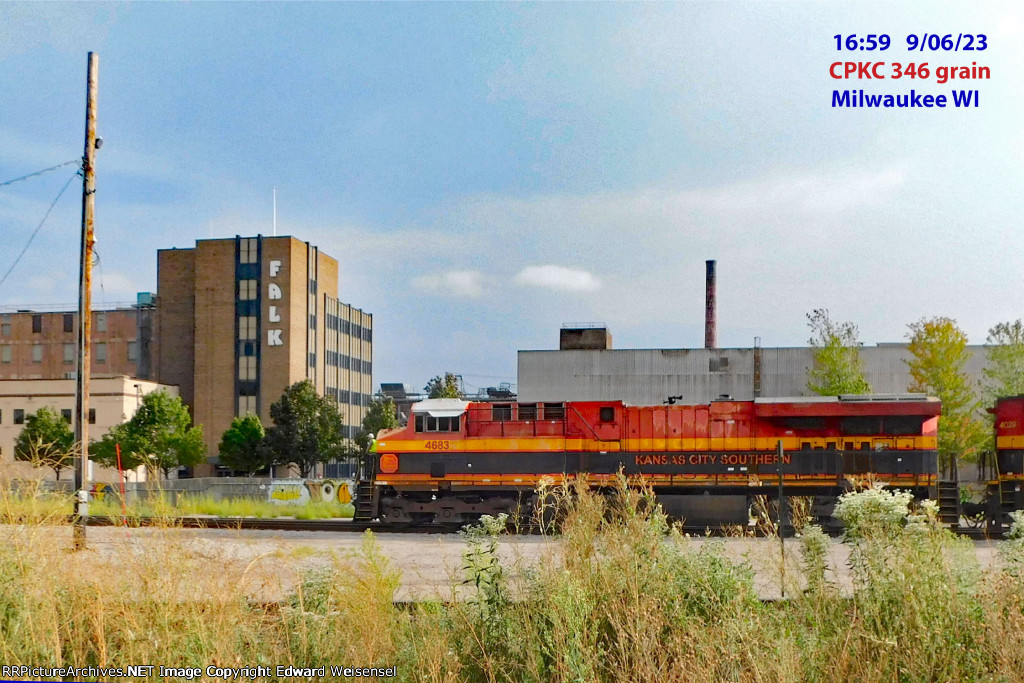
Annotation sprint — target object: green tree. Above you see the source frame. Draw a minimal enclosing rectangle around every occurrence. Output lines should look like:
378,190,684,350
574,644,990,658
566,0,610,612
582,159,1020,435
92,390,205,479
982,320,1024,404
218,414,269,476
806,309,871,395
264,380,347,477
355,393,400,455
905,316,987,473
93,423,139,474
425,372,463,399
14,406,76,480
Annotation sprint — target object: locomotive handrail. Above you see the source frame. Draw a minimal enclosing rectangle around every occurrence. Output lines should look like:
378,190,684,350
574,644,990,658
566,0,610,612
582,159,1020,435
567,404,617,442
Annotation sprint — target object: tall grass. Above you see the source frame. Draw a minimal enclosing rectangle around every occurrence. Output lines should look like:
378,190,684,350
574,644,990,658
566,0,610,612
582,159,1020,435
1,478,1024,681
0,487,353,523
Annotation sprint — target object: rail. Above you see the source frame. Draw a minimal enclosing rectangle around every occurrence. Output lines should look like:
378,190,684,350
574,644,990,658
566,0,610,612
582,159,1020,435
68,516,452,533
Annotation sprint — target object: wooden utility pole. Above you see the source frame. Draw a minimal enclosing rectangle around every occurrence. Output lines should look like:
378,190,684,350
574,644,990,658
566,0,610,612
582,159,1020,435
73,52,98,550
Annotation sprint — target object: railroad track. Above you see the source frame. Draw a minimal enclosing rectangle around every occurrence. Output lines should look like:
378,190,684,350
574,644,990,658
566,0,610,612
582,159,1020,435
79,516,453,533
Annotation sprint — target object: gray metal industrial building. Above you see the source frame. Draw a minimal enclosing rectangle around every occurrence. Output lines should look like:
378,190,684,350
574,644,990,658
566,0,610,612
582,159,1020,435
519,263,992,406
517,334,990,406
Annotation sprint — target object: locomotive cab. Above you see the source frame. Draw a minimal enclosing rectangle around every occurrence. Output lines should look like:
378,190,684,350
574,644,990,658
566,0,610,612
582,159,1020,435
411,398,469,435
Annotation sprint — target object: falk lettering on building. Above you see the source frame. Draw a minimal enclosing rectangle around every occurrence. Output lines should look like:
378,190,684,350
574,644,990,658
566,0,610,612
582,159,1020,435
268,259,284,346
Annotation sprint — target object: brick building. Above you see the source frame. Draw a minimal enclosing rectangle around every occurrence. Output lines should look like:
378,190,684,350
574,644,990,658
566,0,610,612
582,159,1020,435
0,235,371,478
156,235,372,469
0,303,155,381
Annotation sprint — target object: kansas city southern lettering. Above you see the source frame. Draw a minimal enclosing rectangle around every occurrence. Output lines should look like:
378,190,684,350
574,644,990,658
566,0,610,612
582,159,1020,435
634,453,793,467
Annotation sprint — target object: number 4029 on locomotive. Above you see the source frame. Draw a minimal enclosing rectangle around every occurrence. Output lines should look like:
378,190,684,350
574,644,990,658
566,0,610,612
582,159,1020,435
355,394,942,529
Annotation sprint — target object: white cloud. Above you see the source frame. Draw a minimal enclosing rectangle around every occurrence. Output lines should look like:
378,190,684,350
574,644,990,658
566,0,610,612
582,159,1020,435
513,265,602,293
411,270,485,298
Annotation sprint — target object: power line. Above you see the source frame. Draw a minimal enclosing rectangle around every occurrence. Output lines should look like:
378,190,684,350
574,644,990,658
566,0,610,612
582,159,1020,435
0,159,80,188
0,168,79,291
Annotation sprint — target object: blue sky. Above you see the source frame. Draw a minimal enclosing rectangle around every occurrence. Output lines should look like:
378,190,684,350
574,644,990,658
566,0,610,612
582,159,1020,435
1,1,1022,397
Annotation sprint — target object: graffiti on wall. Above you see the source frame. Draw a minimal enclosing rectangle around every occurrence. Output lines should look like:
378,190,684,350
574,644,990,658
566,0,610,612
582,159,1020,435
268,479,357,506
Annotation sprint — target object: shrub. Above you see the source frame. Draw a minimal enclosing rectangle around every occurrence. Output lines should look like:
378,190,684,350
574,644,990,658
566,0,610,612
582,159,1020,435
833,485,914,540
800,523,831,593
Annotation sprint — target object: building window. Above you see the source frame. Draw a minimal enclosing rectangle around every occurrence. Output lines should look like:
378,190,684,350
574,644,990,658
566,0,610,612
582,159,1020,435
64,343,75,364
127,340,138,362
519,404,537,420
0,345,10,363
492,404,512,421
14,409,25,425
709,356,729,372
308,352,316,368
238,395,257,416
238,356,257,381
95,312,106,332
238,279,257,300
32,315,42,333
239,238,257,264
1,314,10,336
63,314,74,332
61,409,72,423
89,408,96,424
309,314,316,329
95,342,107,363
238,316,257,340
32,344,43,363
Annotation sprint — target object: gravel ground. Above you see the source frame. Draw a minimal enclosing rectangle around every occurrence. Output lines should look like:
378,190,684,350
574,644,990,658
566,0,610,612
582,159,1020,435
1,525,1004,602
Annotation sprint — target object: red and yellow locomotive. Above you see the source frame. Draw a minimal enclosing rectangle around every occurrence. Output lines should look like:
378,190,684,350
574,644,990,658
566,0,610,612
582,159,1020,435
358,394,941,528
988,396,1024,528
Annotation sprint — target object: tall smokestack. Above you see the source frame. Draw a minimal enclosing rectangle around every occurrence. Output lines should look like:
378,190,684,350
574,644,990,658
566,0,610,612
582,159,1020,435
705,260,716,349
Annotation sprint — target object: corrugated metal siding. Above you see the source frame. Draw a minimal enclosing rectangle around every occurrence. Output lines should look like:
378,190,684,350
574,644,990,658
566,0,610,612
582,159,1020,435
518,345,990,404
